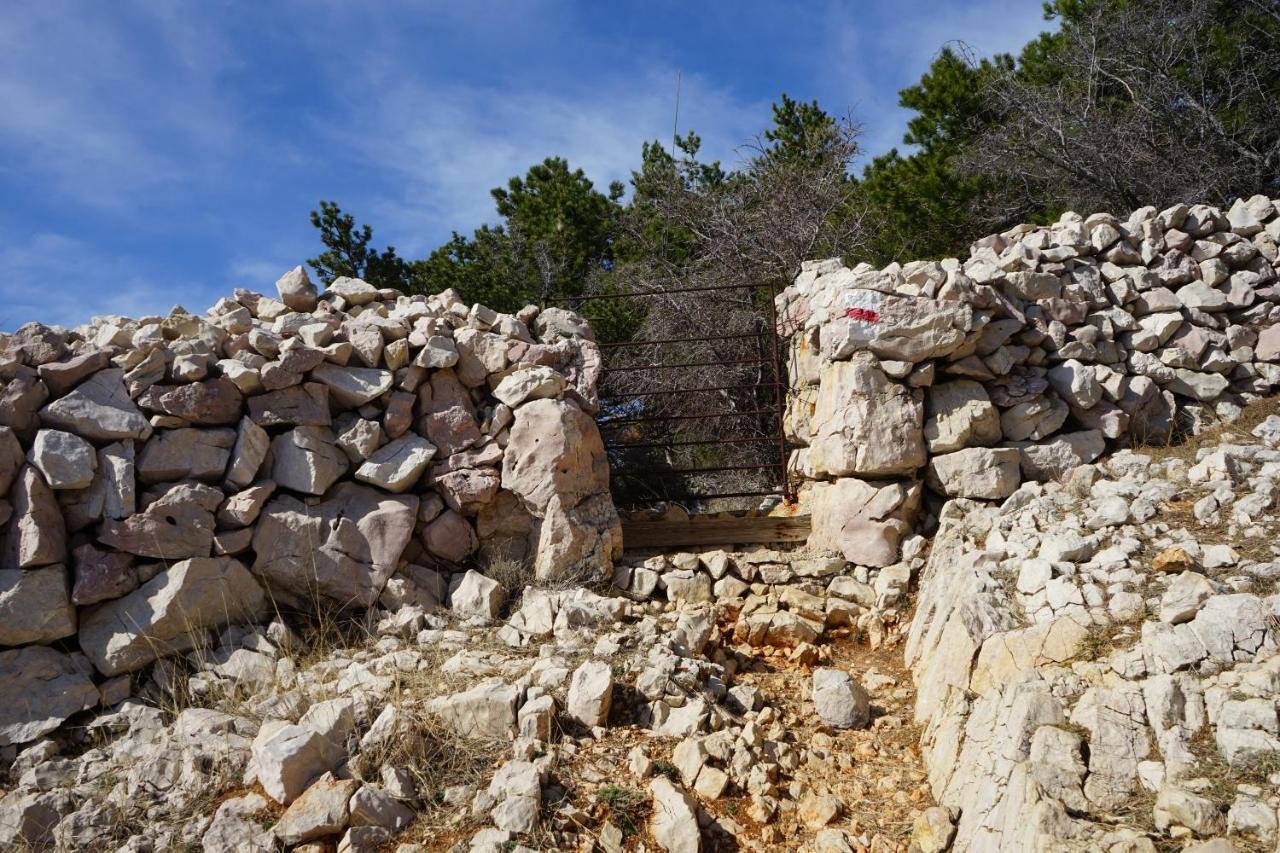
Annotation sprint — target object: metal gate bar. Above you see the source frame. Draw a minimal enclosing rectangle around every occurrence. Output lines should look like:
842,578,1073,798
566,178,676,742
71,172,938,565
548,281,792,507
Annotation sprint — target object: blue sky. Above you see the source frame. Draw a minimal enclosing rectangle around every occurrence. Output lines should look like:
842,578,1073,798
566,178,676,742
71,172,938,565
0,1,1051,330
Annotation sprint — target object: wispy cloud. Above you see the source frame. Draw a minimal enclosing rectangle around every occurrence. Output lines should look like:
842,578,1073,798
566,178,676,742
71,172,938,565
328,68,767,254
0,2,244,210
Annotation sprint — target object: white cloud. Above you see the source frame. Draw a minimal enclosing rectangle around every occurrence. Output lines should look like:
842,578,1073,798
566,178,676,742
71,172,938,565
0,2,243,210
322,67,767,254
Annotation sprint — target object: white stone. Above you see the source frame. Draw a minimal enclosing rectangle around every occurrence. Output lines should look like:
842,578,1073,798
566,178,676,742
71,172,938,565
566,660,613,727
354,434,435,493
26,430,96,489
811,668,870,729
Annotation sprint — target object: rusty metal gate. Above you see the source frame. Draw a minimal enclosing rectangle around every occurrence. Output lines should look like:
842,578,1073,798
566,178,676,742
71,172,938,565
546,281,792,510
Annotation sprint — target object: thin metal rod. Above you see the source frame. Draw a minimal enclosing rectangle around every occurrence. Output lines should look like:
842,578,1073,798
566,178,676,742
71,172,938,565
606,357,770,373
765,280,793,502
614,462,784,475
599,332,766,349
615,489,782,504
546,281,767,303
601,382,766,399
600,408,780,425
605,435,777,450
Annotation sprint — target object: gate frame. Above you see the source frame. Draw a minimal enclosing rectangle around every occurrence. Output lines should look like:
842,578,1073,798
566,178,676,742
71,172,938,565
545,281,794,508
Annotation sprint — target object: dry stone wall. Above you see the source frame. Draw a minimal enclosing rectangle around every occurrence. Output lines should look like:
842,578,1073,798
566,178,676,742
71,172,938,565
777,195,1280,567
0,268,619,740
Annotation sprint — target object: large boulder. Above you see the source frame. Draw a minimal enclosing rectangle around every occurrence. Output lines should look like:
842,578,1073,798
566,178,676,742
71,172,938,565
1,466,66,570
806,477,920,567
924,381,1001,453
0,646,98,746
926,447,1022,499
26,429,97,489
252,483,417,607
78,556,266,676
310,363,393,407
98,481,221,559
354,434,436,493
38,369,151,442
0,566,75,646
501,398,609,513
806,355,926,478
137,376,242,425
137,428,236,484
817,291,970,363
270,426,349,495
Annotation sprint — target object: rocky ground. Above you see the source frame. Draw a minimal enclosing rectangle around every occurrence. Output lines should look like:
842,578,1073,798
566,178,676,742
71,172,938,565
0,540,936,853
6,411,1280,852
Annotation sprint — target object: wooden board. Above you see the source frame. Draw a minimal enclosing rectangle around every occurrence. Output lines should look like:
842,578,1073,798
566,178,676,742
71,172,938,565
622,515,811,550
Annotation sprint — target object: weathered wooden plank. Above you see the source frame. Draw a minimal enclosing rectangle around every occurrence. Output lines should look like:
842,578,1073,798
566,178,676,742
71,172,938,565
622,515,811,550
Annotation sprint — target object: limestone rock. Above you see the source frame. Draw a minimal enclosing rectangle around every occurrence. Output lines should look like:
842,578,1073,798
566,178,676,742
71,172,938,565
421,508,478,563
0,427,24,496
811,668,870,729
492,366,566,408
26,430,96,489
806,477,919,567
36,349,111,398
252,723,335,806
419,370,480,455
78,556,266,676
566,660,613,727
311,363,393,407
271,426,349,495
273,772,357,844
528,492,621,582
0,646,98,746
225,417,270,489
98,481,221,559
137,428,235,484
137,377,243,425
38,369,151,442
326,276,380,305
217,482,276,529
501,398,611,512
1015,431,1106,482
247,383,331,427
429,681,519,739
252,483,417,606
70,543,137,606
354,434,436,493
807,356,926,477
2,467,66,570
448,570,504,623
924,380,1002,453
202,793,274,853
649,776,701,853
926,447,1022,499
0,566,75,646
276,265,319,312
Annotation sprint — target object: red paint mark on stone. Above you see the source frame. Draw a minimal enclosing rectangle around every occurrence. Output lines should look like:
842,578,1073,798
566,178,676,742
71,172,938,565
845,307,880,323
